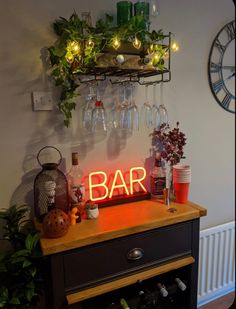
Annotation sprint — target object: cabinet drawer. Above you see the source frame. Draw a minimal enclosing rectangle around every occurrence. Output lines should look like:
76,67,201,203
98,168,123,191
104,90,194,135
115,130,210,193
63,221,192,292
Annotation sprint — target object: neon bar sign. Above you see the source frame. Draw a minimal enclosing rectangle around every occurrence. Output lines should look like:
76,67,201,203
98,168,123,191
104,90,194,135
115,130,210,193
88,167,147,202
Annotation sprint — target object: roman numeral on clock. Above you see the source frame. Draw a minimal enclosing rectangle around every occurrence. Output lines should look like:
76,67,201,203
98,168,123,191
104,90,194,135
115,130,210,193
212,79,224,94
226,22,235,41
210,62,220,73
215,39,226,55
222,93,233,109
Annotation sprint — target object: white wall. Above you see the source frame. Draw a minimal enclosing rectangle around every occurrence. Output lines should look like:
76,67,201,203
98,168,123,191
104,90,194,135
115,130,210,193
0,0,234,231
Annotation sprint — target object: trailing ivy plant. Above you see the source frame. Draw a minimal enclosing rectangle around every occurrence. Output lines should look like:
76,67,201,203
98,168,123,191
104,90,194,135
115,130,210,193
48,12,168,127
0,205,43,309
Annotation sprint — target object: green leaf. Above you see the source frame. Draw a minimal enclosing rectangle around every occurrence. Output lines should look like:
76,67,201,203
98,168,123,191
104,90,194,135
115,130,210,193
23,259,32,268
0,287,8,299
29,266,37,277
10,256,26,264
25,234,33,251
11,249,30,258
25,289,34,302
25,233,39,251
0,301,7,308
9,297,20,305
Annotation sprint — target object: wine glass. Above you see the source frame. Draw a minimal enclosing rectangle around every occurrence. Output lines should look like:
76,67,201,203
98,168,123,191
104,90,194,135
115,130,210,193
83,83,96,130
107,86,120,130
118,83,129,129
158,104,168,125
151,84,161,129
91,87,107,132
159,82,168,125
126,84,139,130
141,85,152,128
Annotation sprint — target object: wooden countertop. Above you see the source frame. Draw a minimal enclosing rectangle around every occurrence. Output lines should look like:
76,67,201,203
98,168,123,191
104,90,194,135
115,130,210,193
35,199,207,256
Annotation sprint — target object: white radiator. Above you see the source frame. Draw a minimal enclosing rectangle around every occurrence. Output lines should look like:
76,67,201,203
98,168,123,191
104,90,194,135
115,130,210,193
197,221,235,307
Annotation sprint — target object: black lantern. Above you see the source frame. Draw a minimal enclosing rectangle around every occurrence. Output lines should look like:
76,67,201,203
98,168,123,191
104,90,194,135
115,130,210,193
34,146,69,221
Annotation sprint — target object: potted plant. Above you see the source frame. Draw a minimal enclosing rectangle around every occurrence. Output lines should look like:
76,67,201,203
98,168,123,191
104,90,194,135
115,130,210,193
84,200,99,219
0,205,43,309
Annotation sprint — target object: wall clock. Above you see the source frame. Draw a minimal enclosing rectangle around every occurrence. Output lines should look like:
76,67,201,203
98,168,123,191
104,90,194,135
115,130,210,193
208,20,235,113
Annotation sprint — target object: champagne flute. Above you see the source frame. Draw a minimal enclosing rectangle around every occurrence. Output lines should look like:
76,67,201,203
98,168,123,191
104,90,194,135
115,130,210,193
127,84,139,130
151,84,161,129
83,83,96,130
141,85,152,128
159,104,168,125
108,86,120,130
91,86,107,132
118,83,129,129
159,82,168,125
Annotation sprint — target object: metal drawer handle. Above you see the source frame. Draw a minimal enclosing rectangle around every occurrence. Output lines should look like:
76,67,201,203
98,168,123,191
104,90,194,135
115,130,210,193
127,248,144,261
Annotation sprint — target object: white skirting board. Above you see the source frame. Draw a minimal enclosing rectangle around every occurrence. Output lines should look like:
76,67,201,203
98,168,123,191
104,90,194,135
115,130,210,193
197,221,235,307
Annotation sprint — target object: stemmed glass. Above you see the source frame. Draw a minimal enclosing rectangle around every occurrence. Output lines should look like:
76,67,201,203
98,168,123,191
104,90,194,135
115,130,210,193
141,85,152,129
158,104,168,125
151,84,161,129
82,83,96,130
118,83,129,129
126,84,139,130
158,82,168,125
91,87,107,132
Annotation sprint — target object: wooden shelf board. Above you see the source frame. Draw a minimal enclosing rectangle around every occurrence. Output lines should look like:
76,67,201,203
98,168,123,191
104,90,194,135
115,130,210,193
35,199,206,256
66,256,195,304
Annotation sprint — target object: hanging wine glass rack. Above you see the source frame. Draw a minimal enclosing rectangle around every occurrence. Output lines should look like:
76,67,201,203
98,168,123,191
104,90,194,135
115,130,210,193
77,32,171,86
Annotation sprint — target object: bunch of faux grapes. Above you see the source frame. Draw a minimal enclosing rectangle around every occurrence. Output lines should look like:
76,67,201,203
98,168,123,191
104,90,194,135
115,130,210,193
154,122,187,165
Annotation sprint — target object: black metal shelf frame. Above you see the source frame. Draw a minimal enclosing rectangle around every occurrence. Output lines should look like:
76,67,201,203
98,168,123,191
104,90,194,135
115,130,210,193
77,32,171,86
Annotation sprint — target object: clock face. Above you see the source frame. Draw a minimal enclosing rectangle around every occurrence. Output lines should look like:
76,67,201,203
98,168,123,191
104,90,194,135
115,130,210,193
208,20,235,113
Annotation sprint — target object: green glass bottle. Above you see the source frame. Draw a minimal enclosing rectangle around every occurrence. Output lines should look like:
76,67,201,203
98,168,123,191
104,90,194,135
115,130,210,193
117,1,133,26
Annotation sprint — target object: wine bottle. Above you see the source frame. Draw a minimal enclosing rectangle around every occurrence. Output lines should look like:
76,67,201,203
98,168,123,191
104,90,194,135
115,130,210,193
156,283,168,298
157,282,181,309
67,152,85,218
120,298,130,309
137,287,157,308
174,278,187,291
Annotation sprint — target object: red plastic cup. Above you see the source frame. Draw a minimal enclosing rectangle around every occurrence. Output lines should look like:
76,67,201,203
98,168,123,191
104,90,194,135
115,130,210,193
174,182,190,203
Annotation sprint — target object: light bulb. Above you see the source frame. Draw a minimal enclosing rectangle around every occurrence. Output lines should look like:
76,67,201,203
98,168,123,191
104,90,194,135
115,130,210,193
171,41,179,52
86,39,94,49
65,51,74,63
147,44,155,55
133,36,141,49
112,37,121,50
152,52,160,67
163,50,169,59
67,40,80,55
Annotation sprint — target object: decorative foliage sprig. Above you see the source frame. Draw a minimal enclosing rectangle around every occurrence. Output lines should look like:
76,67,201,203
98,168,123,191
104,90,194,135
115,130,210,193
152,122,187,165
48,12,168,127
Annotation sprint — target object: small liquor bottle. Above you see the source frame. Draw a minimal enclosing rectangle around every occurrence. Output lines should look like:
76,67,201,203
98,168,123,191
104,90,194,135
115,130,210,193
150,153,166,198
67,152,85,218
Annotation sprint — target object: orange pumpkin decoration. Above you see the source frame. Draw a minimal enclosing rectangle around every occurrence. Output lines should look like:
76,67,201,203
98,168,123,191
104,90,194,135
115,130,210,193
42,208,70,238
